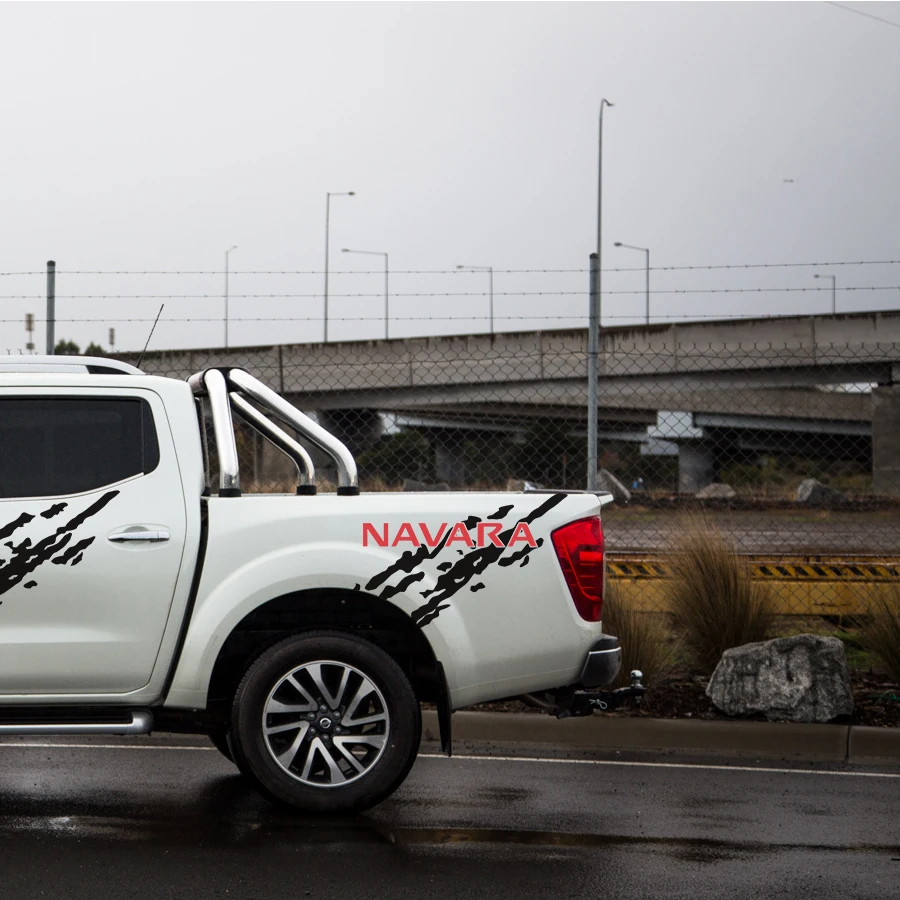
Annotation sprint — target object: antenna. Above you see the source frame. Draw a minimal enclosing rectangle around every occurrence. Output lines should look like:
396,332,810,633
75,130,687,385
136,304,164,369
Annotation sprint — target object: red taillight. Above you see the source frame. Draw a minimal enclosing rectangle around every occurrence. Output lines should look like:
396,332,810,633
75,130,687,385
551,516,605,621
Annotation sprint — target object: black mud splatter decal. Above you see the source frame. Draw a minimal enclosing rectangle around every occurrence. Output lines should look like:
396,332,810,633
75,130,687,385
365,536,451,593
0,491,119,601
0,513,34,541
378,570,426,602
499,538,544,567
411,494,565,626
52,537,96,566
412,494,565,626
363,493,567,627
363,517,484,597
24,581,37,589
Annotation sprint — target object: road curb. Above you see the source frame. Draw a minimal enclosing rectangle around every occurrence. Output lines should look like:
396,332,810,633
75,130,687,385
422,711,900,765
848,725,900,765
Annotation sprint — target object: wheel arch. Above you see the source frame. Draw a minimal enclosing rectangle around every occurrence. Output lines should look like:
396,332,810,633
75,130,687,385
204,588,450,749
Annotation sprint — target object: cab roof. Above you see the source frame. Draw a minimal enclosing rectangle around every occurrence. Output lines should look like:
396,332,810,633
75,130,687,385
0,356,143,376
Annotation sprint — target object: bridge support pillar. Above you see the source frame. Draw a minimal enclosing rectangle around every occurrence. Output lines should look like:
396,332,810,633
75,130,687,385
678,443,715,494
873,386,900,497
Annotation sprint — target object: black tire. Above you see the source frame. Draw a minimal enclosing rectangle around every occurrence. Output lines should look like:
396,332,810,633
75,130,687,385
229,630,421,814
208,730,235,764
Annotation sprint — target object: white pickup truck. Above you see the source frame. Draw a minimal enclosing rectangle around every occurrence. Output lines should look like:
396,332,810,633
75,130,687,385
0,357,639,813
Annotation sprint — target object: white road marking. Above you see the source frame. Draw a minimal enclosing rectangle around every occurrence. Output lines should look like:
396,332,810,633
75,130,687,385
0,742,896,778
419,753,900,778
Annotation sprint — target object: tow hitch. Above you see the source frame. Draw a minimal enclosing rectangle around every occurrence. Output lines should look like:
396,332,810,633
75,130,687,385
554,669,646,718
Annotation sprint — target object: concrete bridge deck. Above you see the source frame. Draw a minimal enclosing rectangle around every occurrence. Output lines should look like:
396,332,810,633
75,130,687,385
121,310,900,395
117,311,900,495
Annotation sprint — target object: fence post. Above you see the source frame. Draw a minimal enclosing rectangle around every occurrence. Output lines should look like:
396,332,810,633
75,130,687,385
587,252,600,491
45,260,56,355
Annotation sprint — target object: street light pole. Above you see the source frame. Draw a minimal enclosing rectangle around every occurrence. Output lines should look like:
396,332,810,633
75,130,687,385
588,98,613,492
324,191,356,342
814,273,836,315
342,248,390,339
456,265,494,334
614,242,650,324
224,245,237,349
596,98,614,313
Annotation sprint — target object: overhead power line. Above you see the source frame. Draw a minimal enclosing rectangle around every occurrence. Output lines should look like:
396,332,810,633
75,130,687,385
3,310,899,324
2,259,900,277
0,285,898,301
827,1,900,31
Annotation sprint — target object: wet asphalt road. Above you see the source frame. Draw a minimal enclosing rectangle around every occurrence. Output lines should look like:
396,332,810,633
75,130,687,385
0,737,897,900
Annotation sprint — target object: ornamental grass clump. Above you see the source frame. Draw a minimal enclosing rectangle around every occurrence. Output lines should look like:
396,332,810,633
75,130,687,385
663,515,774,674
861,581,900,682
601,580,675,688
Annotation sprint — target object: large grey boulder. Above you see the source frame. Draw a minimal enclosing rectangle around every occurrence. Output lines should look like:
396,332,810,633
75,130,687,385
596,469,631,504
797,478,847,507
695,482,737,500
706,634,853,723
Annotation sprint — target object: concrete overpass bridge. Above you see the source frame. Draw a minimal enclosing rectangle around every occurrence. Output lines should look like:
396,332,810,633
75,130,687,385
120,310,900,494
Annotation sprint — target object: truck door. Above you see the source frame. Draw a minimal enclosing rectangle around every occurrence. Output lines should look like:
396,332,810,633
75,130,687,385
0,388,188,695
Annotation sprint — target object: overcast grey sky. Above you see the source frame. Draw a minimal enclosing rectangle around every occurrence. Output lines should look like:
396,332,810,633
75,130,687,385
1,1,899,352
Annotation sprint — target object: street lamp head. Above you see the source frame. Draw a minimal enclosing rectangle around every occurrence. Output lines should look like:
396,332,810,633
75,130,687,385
348,192,356,196
614,242,623,247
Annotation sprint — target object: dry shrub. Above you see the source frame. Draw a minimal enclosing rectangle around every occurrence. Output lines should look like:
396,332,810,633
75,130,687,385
861,582,900,682
602,580,675,688
663,515,774,674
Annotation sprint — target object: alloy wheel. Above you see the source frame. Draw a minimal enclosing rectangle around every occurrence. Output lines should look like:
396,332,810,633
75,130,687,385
262,660,390,788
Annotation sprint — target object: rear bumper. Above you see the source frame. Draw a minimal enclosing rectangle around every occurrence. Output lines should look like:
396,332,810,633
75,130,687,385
578,634,622,688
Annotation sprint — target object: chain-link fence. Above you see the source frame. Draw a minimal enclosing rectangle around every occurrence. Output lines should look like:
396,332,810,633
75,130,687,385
124,326,900,618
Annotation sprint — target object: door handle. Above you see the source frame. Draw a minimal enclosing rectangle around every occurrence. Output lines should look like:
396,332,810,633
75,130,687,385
108,529,171,543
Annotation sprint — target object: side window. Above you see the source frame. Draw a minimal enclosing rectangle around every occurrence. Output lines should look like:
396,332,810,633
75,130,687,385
0,397,160,499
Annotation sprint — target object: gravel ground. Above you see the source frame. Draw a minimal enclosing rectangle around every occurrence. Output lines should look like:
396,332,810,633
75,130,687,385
466,669,900,727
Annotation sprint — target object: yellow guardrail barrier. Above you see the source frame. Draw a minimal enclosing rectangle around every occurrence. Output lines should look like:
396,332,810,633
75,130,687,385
607,555,900,617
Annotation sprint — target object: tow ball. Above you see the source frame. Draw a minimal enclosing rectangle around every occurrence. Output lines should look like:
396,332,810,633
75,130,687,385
555,669,646,719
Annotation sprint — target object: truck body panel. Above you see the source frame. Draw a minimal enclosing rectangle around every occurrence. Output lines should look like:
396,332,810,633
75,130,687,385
166,490,604,710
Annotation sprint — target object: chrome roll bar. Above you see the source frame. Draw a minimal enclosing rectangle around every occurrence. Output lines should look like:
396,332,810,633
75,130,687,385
226,368,359,495
189,367,359,496
198,369,241,496
229,392,317,494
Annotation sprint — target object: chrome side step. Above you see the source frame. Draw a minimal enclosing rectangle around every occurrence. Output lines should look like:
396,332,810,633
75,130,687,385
0,709,153,736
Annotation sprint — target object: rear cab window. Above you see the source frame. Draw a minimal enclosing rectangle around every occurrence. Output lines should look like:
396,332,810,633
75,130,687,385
0,397,160,498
